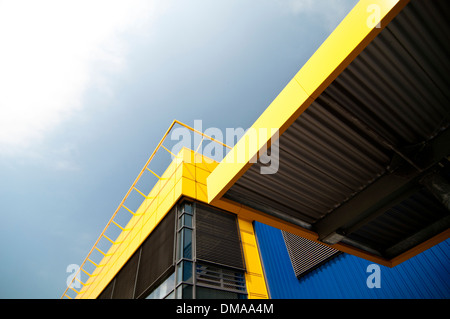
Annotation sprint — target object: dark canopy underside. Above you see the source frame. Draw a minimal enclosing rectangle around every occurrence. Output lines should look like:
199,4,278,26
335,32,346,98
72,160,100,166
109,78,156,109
225,0,450,260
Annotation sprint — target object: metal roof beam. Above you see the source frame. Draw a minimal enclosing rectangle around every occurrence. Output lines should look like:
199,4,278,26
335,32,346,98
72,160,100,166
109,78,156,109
421,171,450,212
315,173,418,245
314,127,450,249
384,215,450,259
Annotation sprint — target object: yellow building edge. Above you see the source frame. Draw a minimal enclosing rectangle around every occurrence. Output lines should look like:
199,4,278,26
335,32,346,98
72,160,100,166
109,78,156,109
237,218,269,299
77,148,269,299
207,0,409,204
78,151,185,299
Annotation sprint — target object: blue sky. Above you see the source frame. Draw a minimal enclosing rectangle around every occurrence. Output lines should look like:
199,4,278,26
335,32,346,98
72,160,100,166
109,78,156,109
0,0,357,298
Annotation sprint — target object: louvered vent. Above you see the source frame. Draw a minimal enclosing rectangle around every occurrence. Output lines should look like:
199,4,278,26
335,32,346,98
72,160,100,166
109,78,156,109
282,230,340,278
196,263,246,293
97,207,176,299
135,207,176,298
195,204,245,271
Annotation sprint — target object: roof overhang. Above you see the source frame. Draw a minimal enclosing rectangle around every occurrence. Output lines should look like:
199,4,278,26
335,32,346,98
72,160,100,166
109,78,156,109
207,0,450,266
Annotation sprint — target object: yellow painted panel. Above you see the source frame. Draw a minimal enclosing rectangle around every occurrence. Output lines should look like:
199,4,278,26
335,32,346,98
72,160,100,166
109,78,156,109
246,274,269,299
194,152,219,173
182,176,196,199
237,216,254,233
195,166,209,186
237,217,268,299
241,242,264,275
182,162,196,181
175,162,184,183
174,177,183,200
195,183,208,203
156,192,175,222
143,199,158,225
159,177,174,206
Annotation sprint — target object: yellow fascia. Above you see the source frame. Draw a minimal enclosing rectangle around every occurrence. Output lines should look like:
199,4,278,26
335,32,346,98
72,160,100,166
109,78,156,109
207,0,409,204
77,148,217,299
294,0,409,99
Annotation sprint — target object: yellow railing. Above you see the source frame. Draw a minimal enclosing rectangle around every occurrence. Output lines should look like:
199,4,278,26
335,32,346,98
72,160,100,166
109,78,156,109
61,120,231,299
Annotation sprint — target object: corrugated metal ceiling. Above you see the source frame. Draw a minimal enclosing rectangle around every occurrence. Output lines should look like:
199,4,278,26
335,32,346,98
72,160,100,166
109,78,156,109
225,0,450,260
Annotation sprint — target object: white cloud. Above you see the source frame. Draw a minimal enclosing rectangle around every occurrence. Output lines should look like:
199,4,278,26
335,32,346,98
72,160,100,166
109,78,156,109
285,0,357,31
0,0,157,156
287,0,315,13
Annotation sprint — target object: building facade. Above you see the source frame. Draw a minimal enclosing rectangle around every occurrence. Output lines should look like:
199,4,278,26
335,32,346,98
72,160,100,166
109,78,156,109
63,0,450,299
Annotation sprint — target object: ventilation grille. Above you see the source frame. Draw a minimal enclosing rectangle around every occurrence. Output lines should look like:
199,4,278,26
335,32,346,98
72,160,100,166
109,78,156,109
195,204,245,270
97,208,176,299
196,263,246,293
282,230,340,278
135,207,176,298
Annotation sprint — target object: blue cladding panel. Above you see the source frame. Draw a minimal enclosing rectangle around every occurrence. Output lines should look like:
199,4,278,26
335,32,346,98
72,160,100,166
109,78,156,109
254,222,450,299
